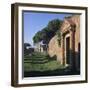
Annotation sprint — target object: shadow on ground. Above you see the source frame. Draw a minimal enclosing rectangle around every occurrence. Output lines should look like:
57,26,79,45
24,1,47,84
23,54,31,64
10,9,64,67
24,68,80,77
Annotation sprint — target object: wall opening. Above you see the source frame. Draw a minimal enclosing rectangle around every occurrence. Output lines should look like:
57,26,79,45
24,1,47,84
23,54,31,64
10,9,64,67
78,42,80,70
66,37,70,65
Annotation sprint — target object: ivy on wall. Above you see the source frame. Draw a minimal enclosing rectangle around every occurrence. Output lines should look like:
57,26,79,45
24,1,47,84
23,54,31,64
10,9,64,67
56,31,61,47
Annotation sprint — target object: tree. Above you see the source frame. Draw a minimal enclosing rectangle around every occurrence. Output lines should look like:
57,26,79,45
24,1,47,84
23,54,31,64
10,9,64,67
33,31,42,43
47,19,61,32
33,19,63,44
24,43,31,49
24,43,31,55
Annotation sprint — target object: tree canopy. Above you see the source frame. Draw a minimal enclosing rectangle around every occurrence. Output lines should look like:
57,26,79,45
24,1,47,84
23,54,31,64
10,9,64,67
24,43,31,50
33,19,63,44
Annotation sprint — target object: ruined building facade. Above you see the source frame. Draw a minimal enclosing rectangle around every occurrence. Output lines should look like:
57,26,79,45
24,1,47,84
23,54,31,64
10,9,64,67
48,15,80,70
34,41,47,53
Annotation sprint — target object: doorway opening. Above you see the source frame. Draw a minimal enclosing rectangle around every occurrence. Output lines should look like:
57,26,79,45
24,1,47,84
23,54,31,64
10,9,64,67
66,37,70,65
78,43,80,69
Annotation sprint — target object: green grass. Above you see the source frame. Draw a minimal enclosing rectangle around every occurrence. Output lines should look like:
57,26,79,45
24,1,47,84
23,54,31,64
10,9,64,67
24,60,65,72
24,52,80,77
24,52,65,72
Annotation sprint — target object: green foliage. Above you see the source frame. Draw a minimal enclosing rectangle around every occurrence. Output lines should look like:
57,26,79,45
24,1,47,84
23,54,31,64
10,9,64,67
24,53,64,72
24,43,31,48
24,52,80,76
24,43,31,55
45,54,57,60
24,52,56,63
24,60,64,72
56,31,61,47
47,19,61,32
33,19,62,44
33,31,42,43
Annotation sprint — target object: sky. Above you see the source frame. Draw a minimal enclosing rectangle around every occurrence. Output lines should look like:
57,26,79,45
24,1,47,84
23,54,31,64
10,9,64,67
23,11,73,46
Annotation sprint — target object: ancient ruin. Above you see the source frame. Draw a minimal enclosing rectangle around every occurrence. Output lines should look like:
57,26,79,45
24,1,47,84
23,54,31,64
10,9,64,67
34,41,47,53
48,15,80,70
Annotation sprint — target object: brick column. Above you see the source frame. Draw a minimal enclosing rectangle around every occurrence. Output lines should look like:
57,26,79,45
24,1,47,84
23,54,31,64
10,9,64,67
62,36,65,66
